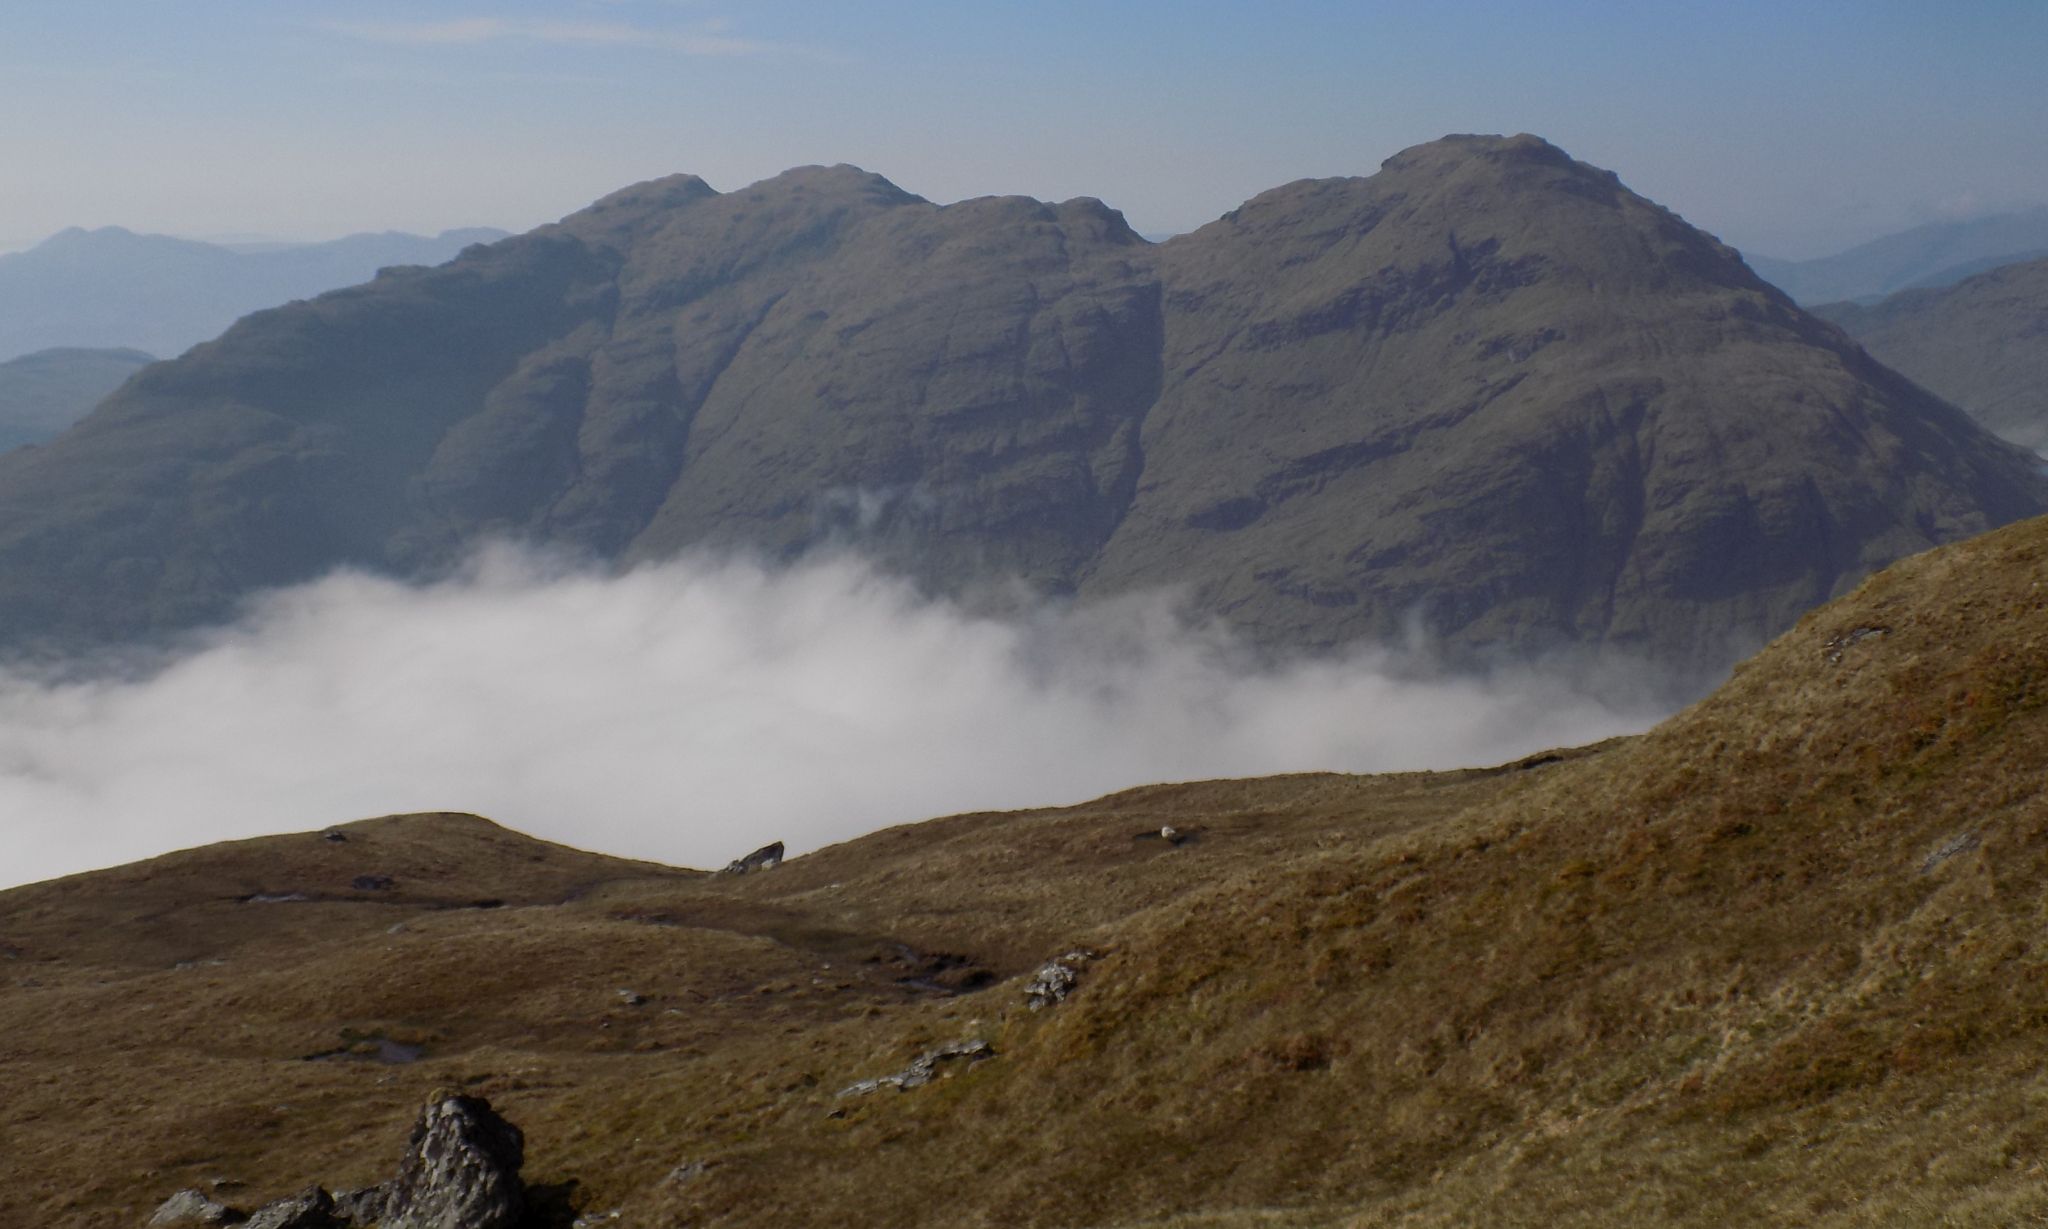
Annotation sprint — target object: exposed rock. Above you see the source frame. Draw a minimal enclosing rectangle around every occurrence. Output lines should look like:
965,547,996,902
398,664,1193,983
328,1187,389,1225
1823,625,1889,665
242,1187,342,1229
145,1096,528,1229
375,1094,527,1229
321,829,348,843
350,875,396,891
838,1038,993,1097
1923,832,1981,875
721,841,785,876
1025,950,1096,1011
148,1189,241,1226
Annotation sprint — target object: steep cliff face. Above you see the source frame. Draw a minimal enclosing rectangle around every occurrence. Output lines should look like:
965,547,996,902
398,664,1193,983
0,136,2037,667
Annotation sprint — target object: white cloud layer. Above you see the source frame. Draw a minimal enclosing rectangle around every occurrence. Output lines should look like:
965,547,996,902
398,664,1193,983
0,549,1674,889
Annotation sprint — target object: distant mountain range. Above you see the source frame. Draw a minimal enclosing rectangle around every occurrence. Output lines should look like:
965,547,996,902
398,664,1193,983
1745,206,2048,305
0,226,508,361
1815,255,2048,452
0,135,2039,675
0,347,154,452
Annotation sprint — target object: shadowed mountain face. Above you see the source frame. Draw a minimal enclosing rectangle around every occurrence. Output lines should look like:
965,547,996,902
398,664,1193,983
0,225,509,361
0,135,2040,671
0,347,154,452
1815,256,2048,452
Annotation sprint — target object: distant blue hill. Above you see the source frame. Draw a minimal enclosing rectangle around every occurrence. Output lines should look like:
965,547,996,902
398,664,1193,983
0,347,156,452
1745,206,2048,304
0,226,508,361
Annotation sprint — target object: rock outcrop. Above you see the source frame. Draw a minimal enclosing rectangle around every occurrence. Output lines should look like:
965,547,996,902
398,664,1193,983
145,1095,528,1229
837,1038,994,1096
147,1189,239,1226
719,842,785,876
1024,949,1096,1010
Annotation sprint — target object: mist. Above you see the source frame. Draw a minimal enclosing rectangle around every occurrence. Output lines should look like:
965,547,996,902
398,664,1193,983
0,548,1678,889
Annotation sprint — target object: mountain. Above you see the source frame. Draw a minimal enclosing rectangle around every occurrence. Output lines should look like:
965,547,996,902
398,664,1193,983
0,347,154,452
1813,256,2048,451
0,225,509,360
11,507,2048,1228
1746,205,2048,304
0,135,2039,673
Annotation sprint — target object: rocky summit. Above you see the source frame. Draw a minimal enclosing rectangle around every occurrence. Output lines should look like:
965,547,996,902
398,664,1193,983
0,134,2038,673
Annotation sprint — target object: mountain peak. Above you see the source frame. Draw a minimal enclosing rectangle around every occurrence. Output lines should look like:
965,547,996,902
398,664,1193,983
559,173,721,246
749,163,924,205
1374,132,1616,186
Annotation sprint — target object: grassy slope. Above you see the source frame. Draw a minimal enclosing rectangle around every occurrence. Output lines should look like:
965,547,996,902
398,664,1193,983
6,516,2048,1227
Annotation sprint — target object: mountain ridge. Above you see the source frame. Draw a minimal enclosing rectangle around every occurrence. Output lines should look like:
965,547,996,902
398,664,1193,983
1813,255,2048,451
1745,204,2048,304
0,225,511,360
0,134,2039,676
0,346,156,452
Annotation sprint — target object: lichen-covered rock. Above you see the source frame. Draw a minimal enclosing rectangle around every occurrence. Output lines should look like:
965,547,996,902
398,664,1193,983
145,1096,529,1229
147,1189,240,1226
242,1187,343,1229
1025,949,1095,1010
329,1186,390,1226
838,1038,993,1097
373,1095,527,1229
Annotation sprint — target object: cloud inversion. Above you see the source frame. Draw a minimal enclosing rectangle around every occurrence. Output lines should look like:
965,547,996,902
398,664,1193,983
0,548,1674,888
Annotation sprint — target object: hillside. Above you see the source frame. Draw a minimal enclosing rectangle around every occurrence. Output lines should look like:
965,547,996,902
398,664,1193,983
1815,256,2048,451
1746,205,2048,304
0,135,2037,674
9,509,2048,1227
0,346,153,452
0,225,508,361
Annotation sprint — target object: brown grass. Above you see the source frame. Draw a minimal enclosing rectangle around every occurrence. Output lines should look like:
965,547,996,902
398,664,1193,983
8,516,2048,1227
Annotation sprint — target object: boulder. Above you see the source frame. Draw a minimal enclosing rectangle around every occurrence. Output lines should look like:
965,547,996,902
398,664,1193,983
147,1189,240,1226
372,1094,527,1229
242,1188,343,1229
720,841,785,876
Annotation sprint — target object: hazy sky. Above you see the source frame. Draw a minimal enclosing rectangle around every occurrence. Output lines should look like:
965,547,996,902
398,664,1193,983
4,1,2045,258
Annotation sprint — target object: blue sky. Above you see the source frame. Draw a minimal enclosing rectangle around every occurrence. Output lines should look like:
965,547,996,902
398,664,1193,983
2,1,2044,257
